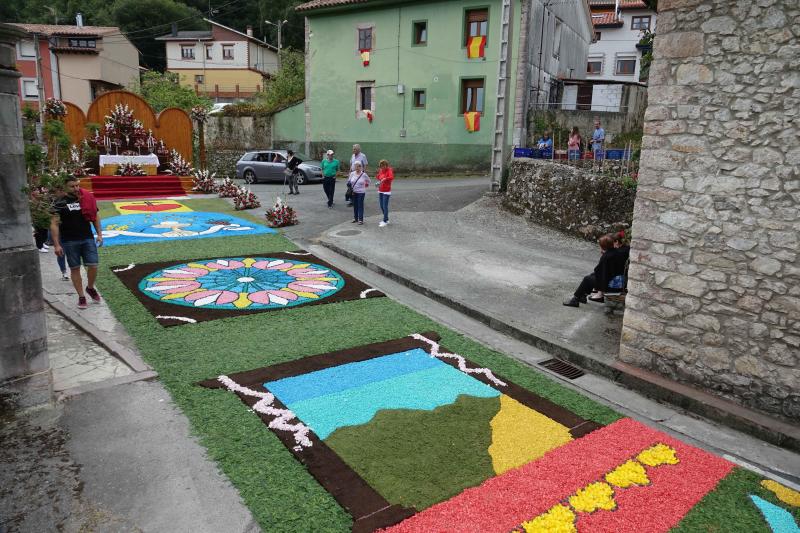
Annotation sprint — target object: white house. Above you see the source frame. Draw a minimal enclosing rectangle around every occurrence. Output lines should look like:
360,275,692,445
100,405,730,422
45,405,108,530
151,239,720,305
561,0,655,111
156,18,278,100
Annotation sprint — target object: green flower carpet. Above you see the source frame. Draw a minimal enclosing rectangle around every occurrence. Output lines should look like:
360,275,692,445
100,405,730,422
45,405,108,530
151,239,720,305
94,198,800,532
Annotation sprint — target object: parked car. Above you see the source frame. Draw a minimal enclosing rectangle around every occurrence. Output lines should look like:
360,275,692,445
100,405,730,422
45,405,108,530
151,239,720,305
209,102,231,115
235,150,323,185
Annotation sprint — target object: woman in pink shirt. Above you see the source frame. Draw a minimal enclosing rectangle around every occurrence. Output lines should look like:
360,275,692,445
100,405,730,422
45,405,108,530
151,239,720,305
568,127,582,161
376,159,394,227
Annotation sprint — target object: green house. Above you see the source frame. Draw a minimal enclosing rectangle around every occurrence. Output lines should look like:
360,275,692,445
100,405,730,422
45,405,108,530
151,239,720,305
292,0,594,175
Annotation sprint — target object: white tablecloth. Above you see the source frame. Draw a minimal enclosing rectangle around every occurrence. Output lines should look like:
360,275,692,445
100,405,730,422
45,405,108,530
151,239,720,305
99,154,160,166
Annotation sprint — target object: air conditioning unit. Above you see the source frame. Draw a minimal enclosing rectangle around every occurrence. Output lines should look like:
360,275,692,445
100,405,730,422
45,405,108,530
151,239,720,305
397,84,405,94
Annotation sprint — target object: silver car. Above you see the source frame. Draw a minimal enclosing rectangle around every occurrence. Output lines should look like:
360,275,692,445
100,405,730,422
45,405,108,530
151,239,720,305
235,150,323,185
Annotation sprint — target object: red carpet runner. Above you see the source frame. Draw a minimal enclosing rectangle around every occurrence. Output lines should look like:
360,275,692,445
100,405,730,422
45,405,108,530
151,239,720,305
83,175,188,200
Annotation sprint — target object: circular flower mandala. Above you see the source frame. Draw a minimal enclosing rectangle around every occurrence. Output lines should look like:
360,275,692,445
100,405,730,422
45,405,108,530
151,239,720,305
138,257,345,310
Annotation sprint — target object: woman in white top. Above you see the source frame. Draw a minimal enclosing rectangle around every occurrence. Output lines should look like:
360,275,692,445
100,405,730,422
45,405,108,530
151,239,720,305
346,161,370,225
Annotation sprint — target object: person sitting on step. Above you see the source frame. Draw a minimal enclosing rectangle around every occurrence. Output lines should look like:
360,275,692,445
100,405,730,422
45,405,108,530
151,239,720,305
563,232,629,308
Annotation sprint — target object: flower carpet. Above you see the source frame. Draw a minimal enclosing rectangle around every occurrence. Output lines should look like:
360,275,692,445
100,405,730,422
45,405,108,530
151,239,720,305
91,197,799,533
113,250,385,326
101,212,275,246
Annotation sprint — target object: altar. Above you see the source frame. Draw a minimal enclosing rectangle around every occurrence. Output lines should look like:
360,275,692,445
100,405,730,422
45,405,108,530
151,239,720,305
99,154,160,176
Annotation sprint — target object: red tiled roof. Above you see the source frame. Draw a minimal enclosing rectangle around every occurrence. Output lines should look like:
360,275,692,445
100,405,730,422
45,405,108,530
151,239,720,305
9,23,119,37
590,0,648,7
295,0,370,12
591,12,624,27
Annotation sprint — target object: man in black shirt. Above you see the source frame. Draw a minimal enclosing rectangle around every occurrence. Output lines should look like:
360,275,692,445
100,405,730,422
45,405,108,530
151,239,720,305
51,177,103,309
286,150,302,195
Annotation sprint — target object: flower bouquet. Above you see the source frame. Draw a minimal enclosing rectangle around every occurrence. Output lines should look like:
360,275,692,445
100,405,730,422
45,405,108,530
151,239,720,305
166,149,194,176
191,169,218,193
45,98,67,118
233,187,261,210
264,197,298,227
190,106,209,123
217,177,240,198
116,162,147,176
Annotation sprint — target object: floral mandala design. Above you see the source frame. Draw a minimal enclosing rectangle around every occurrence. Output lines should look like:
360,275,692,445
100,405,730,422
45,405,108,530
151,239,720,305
137,257,346,310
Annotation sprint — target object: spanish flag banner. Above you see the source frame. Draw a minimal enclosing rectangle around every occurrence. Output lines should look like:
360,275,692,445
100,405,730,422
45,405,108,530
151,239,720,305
360,49,370,66
464,111,480,132
467,36,486,59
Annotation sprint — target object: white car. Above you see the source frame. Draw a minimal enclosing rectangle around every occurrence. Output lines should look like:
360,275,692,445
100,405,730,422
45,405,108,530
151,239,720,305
209,103,231,115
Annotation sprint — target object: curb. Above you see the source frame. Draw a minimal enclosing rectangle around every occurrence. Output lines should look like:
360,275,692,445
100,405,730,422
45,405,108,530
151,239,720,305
43,292,154,375
319,240,800,453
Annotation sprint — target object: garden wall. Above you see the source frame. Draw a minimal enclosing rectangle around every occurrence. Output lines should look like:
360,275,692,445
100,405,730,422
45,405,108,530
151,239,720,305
503,158,636,240
205,115,271,151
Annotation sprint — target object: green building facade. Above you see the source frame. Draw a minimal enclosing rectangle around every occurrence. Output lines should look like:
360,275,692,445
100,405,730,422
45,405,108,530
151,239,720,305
296,0,523,172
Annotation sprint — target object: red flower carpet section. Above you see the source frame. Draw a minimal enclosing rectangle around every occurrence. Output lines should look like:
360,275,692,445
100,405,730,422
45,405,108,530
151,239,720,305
381,417,734,533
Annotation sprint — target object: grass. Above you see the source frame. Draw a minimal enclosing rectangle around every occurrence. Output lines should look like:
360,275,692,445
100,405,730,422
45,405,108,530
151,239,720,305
90,197,777,532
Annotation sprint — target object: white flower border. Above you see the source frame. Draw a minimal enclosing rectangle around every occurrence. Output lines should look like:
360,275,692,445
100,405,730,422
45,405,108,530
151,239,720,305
411,333,507,387
217,375,313,450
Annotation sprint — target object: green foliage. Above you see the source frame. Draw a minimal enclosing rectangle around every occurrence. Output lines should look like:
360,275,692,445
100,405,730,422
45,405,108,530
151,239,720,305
43,119,71,167
21,104,39,122
530,112,571,151
25,170,70,229
135,71,212,112
619,174,638,190
85,122,102,135
24,143,46,176
222,49,305,117
610,129,643,150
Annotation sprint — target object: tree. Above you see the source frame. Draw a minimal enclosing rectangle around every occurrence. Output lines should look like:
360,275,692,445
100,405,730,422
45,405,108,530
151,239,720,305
256,48,305,110
135,71,211,112
112,0,206,71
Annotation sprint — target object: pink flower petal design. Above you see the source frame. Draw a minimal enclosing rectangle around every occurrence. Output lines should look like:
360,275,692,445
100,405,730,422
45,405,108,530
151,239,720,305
288,282,327,293
206,259,244,270
161,267,207,278
288,268,330,278
185,290,238,306
253,259,287,270
154,280,201,294
249,290,299,305
291,282,336,291
264,260,294,271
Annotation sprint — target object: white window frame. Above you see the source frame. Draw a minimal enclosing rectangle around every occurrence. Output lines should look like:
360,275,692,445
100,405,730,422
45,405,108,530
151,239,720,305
180,44,195,59
587,55,604,76
553,19,563,59
356,80,375,118
205,44,213,60
222,44,234,60
614,55,637,76
194,74,205,84
17,39,36,59
21,77,39,100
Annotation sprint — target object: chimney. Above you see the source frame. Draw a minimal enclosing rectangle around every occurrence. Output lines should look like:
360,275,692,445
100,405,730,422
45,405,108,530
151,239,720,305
246,25,253,37
76,12,84,27
171,22,178,37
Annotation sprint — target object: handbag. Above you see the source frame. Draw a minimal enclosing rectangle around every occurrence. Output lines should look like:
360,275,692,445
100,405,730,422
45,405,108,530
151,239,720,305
347,172,364,197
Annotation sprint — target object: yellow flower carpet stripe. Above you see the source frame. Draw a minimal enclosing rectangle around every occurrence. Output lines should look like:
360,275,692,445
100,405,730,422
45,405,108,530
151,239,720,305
605,460,650,489
761,479,800,507
568,481,617,513
488,394,573,475
522,504,577,533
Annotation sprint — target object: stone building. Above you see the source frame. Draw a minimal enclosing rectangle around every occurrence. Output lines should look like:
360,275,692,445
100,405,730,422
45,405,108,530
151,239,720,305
620,0,799,422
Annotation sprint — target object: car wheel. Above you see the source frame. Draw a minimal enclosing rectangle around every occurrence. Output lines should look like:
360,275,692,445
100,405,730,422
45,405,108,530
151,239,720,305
244,170,256,184
295,172,307,186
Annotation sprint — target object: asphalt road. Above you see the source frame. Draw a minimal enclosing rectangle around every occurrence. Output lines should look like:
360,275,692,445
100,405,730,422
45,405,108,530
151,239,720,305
241,175,491,243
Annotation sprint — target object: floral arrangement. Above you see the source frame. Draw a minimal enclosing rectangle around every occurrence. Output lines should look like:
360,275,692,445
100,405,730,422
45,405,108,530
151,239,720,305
44,98,67,118
233,187,261,210
166,149,194,176
190,106,209,123
217,177,240,198
264,197,298,227
191,169,218,193
66,143,91,177
116,162,147,176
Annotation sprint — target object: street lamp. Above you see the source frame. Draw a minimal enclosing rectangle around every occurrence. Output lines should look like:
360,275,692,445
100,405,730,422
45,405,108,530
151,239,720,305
264,19,288,68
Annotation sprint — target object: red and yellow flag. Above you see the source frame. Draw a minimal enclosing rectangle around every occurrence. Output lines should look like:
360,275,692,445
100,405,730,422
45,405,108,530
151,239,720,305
360,49,370,66
464,111,480,132
467,36,486,58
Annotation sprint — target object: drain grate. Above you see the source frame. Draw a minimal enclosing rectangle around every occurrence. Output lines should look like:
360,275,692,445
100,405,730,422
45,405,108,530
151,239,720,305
539,358,585,380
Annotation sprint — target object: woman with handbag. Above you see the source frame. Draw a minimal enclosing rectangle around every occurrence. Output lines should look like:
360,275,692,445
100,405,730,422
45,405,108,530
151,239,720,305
346,161,370,225
286,150,302,195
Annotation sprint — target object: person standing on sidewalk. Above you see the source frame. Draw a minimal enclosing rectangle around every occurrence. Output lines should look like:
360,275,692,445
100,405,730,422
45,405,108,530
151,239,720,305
286,150,303,195
591,119,606,160
347,144,368,206
51,177,103,309
375,159,394,227
320,150,340,208
347,161,369,225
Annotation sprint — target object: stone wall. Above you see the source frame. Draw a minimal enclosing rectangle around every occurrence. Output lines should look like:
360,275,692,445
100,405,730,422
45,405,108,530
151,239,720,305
205,115,271,151
619,0,800,421
504,159,636,240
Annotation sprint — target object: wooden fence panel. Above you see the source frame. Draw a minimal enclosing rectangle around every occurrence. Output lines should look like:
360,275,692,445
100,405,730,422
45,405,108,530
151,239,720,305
156,108,193,162
63,102,87,146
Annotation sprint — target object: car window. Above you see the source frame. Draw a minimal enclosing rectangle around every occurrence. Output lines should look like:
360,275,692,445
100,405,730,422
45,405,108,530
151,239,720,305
240,153,254,162
257,152,272,162
273,153,285,163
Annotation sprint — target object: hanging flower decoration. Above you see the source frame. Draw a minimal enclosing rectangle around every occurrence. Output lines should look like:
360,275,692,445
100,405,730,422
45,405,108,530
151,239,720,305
364,110,374,123
66,143,91,177
190,106,209,124
265,197,298,227
45,98,67,118
191,169,219,193
116,162,147,176
233,187,261,210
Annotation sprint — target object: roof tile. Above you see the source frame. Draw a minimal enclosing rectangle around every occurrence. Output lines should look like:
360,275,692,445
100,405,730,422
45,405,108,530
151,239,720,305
9,23,119,36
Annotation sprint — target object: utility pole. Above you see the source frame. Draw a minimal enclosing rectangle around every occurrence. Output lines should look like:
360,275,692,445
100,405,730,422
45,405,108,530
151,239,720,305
265,19,287,69
33,33,46,126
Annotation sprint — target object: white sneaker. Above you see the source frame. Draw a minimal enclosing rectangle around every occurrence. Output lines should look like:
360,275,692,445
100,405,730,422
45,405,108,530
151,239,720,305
39,247,49,253
379,221,387,227
62,271,70,280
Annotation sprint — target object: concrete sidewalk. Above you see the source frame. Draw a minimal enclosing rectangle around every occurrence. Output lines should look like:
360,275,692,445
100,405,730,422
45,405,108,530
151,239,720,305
320,195,621,365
